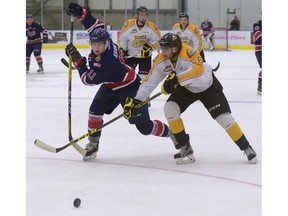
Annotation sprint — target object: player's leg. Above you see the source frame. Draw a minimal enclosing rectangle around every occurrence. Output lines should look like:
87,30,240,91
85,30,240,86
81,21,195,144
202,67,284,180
83,85,119,160
256,51,262,95
128,103,170,137
26,44,33,73
137,57,151,80
201,75,258,163
33,43,44,73
138,57,152,107
207,33,214,51
164,86,197,164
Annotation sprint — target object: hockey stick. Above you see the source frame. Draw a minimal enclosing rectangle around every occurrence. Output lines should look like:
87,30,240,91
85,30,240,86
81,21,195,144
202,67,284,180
66,15,86,154
212,61,220,72
123,53,142,59
68,15,74,141
61,57,76,70
34,92,162,154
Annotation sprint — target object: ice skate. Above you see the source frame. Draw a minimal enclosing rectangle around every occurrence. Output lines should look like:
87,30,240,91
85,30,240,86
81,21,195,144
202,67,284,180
37,62,44,73
37,66,44,73
26,62,30,74
257,77,262,96
243,146,258,164
83,137,99,161
174,143,195,165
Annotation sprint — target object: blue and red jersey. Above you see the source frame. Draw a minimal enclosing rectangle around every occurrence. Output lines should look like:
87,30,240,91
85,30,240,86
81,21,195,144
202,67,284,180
253,20,262,53
26,22,48,44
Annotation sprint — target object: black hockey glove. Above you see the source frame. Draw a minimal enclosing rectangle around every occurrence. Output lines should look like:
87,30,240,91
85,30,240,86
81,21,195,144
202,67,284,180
43,34,48,43
141,43,152,58
67,3,83,17
120,48,129,57
65,44,86,69
67,3,90,20
161,71,178,95
123,97,142,119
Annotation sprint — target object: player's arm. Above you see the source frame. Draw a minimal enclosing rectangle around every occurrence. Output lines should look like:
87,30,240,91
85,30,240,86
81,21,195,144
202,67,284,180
67,3,104,33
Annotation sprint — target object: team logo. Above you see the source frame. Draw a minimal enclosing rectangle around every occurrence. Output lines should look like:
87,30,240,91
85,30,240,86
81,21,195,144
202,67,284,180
186,48,194,58
93,62,102,68
95,55,101,62
163,65,173,72
131,29,137,33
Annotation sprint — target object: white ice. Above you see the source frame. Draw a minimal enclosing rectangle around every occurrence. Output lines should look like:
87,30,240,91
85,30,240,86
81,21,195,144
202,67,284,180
26,49,262,216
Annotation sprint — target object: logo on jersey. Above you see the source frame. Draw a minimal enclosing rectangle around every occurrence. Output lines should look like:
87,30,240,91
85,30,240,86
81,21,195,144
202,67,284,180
208,104,221,112
163,65,173,72
93,62,102,68
95,55,101,62
132,35,148,47
186,48,194,58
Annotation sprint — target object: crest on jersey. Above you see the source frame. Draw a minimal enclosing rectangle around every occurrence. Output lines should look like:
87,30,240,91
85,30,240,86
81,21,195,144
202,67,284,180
186,48,194,58
95,55,101,62
163,65,173,72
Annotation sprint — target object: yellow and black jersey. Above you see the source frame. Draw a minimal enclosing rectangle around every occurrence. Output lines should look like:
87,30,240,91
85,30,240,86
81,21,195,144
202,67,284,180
172,23,203,52
119,19,161,56
135,44,213,101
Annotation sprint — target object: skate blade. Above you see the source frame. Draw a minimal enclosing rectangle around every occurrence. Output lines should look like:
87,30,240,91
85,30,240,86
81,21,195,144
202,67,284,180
83,153,97,161
249,157,258,164
176,154,196,165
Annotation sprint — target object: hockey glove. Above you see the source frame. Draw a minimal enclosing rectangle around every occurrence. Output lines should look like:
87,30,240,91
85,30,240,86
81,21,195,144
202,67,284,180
161,71,178,95
67,3,89,21
43,35,48,43
123,97,142,119
65,44,86,69
141,43,152,58
120,48,129,57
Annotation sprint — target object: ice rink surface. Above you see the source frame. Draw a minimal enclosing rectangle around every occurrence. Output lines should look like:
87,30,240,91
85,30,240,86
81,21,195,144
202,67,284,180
26,49,262,216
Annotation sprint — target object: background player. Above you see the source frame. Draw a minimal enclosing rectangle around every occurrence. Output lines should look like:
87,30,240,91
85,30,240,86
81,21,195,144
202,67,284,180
200,18,214,51
119,6,161,80
172,12,205,61
66,3,172,161
26,14,48,73
229,15,240,30
124,33,258,165
253,19,262,95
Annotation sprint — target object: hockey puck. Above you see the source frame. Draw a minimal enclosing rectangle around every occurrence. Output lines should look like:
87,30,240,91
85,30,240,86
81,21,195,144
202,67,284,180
73,198,81,208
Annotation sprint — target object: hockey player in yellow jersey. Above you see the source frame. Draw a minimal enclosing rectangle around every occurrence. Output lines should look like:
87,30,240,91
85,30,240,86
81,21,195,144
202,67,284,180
123,33,258,165
119,6,161,80
172,12,205,62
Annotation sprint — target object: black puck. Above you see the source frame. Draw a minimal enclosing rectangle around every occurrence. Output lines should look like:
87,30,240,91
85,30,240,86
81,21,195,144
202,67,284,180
73,198,81,208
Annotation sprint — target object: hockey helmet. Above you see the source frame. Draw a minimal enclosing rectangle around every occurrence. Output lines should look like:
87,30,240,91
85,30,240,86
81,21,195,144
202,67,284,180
26,14,33,19
90,28,110,43
159,33,182,49
179,12,189,19
136,6,149,15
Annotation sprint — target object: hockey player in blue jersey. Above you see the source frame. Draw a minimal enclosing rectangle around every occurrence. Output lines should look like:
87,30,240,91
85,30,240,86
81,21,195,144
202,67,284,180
253,19,262,95
65,3,172,161
26,14,48,73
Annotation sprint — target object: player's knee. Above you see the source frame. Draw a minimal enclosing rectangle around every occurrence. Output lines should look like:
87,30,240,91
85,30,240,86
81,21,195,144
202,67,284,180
135,123,151,135
164,101,181,121
215,112,235,130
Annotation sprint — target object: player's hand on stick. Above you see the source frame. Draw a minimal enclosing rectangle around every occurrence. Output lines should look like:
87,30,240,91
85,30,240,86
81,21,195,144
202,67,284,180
161,71,178,95
65,44,86,69
123,97,142,119
141,43,152,58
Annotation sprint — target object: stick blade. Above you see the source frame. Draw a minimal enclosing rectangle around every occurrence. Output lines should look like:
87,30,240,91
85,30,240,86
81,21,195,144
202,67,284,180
34,139,57,153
